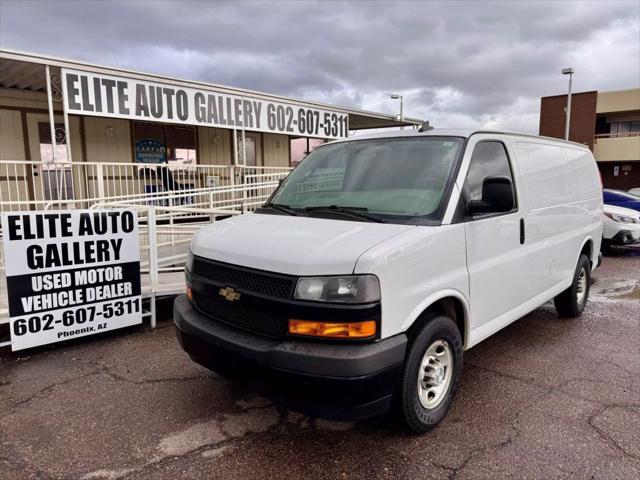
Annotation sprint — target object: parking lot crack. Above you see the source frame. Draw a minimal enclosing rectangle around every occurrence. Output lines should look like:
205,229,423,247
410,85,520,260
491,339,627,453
447,427,517,480
466,362,548,389
84,360,219,386
468,363,637,409
447,382,549,479
587,405,640,462
0,369,101,417
428,460,455,476
447,445,487,480
571,350,637,378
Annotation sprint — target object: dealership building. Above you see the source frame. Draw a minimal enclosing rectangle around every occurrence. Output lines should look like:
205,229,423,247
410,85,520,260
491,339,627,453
0,49,420,211
539,87,640,190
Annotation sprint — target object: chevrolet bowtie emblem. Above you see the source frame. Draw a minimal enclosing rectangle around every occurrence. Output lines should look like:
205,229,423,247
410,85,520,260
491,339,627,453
219,287,241,302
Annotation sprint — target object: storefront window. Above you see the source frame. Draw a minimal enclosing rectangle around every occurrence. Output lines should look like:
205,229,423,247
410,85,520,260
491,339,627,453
173,148,197,164
133,122,198,200
133,122,167,164
133,123,197,165
165,125,197,167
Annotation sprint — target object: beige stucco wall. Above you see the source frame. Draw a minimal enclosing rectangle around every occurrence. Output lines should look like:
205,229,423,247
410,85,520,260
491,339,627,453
198,127,232,165
82,117,137,198
596,88,640,114
594,136,640,162
263,133,290,167
83,117,132,163
0,108,28,209
0,108,25,160
198,129,289,167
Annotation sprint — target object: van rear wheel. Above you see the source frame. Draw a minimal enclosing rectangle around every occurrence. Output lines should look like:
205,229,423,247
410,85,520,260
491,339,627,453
554,254,591,318
398,315,463,433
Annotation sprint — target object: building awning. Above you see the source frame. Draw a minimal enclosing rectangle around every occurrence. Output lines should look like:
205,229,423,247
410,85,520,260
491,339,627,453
0,49,422,133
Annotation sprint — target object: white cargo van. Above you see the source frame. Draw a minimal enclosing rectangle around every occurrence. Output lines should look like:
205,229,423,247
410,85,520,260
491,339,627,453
174,129,603,432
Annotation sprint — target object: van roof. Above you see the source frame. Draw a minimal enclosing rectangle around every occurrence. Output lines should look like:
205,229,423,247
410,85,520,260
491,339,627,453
338,128,590,149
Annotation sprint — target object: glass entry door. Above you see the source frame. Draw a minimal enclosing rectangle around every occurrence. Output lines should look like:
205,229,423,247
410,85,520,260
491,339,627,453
38,121,74,201
238,136,256,166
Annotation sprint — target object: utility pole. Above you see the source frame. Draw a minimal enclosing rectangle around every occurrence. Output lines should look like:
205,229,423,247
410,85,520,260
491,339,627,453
562,67,575,140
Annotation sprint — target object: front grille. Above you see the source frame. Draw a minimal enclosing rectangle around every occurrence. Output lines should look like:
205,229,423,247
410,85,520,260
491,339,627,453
192,257,295,299
192,291,286,338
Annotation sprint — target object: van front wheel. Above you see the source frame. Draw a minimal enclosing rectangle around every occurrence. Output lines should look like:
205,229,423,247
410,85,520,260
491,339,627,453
554,254,591,318
399,315,463,433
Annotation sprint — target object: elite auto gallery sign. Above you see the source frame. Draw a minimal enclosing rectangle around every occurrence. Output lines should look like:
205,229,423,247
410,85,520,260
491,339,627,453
1,210,141,351
62,68,349,139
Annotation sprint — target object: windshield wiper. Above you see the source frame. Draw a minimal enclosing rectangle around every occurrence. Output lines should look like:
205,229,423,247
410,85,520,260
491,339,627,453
261,203,299,216
305,205,385,223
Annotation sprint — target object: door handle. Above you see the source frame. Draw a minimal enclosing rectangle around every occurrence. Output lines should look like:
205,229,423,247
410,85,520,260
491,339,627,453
520,218,525,245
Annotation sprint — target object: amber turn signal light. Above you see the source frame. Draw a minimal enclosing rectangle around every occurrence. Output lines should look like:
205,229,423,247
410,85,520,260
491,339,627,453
288,319,376,339
187,287,193,302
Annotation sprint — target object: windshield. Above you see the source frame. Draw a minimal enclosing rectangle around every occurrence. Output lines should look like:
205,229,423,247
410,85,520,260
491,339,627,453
267,136,463,222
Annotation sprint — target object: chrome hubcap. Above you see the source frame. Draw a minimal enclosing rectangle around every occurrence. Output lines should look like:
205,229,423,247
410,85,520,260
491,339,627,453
576,267,587,305
417,340,453,409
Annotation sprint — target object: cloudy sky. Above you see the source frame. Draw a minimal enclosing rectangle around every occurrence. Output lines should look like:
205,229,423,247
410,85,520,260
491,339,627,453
1,0,638,133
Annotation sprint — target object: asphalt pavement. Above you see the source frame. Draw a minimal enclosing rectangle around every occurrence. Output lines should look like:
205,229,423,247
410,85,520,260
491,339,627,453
1,247,638,480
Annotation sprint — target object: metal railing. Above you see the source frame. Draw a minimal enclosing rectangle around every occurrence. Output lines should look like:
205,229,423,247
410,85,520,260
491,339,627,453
594,131,640,140
0,160,291,213
0,161,292,348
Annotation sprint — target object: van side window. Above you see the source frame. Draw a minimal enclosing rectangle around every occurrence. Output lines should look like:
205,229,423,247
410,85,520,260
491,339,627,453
462,141,517,213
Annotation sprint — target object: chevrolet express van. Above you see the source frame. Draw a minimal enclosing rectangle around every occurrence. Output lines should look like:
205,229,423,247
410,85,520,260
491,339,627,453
174,129,603,432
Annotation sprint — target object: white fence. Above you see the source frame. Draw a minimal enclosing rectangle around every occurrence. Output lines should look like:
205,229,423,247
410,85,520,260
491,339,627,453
0,161,292,348
0,160,290,213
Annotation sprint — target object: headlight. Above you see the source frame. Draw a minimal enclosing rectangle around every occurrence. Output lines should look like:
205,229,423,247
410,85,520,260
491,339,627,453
185,249,194,272
605,212,637,224
294,275,380,303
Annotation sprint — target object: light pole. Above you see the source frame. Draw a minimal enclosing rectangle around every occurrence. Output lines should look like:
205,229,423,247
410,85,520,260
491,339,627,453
562,67,574,140
390,93,403,129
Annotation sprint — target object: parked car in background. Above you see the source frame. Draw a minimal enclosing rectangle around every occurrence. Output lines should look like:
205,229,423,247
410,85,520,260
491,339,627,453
628,188,640,198
603,204,640,248
603,189,640,212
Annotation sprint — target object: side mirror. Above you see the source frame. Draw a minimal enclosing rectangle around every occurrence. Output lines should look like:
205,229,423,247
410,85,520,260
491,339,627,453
467,176,515,215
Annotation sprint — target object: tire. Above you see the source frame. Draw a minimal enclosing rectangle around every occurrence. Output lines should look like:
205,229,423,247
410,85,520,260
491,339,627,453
399,315,463,433
554,254,591,318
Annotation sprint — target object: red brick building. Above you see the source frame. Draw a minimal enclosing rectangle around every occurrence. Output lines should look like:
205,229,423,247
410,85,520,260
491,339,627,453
539,88,640,190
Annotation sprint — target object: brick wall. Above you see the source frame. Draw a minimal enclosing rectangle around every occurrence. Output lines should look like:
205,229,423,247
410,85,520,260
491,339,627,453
598,162,640,190
539,91,598,150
